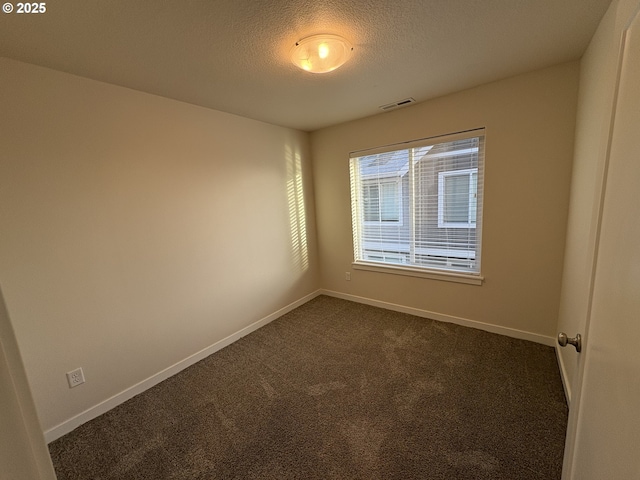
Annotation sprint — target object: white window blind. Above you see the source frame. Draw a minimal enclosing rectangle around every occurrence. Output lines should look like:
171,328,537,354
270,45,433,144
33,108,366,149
349,129,485,275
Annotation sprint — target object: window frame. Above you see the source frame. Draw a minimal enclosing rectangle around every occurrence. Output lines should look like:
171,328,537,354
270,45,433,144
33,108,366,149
349,129,485,285
437,167,478,229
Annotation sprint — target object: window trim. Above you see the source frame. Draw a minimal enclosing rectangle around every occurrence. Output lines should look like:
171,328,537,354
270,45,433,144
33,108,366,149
349,128,485,282
352,261,484,285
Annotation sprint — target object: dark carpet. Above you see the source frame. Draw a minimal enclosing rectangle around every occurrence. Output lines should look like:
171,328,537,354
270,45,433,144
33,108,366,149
48,295,568,479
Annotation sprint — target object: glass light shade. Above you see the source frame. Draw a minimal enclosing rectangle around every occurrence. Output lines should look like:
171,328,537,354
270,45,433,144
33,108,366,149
291,34,353,74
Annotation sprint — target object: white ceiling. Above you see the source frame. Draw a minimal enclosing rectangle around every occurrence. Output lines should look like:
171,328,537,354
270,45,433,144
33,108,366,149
0,0,612,131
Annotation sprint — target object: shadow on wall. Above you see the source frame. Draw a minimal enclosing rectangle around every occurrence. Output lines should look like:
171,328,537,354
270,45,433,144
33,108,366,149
286,144,309,273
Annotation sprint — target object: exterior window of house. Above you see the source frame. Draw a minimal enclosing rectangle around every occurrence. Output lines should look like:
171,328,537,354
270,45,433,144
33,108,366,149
438,168,478,228
349,129,485,282
363,178,402,223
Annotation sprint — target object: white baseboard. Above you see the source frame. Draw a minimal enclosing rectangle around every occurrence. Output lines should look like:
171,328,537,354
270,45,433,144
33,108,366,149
555,346,572,406
44,289,322,443
320,289,557,347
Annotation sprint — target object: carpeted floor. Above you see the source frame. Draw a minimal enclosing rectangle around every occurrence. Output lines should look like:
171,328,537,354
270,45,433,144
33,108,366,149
48,295,568,479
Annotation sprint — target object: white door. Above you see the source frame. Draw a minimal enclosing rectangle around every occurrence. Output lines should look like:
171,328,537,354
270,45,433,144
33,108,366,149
563,7,640,479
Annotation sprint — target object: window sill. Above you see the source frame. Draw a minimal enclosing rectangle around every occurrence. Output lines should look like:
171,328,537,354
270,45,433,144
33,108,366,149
352,261,484,285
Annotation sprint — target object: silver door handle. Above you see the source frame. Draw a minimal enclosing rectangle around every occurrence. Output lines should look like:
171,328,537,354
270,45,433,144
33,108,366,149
558,332,582,353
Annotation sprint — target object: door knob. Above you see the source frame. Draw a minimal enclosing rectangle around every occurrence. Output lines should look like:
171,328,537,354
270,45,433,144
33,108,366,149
558,332,582,353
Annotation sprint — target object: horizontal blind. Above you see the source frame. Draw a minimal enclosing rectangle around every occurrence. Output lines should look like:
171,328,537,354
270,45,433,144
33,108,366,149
349,129,485,274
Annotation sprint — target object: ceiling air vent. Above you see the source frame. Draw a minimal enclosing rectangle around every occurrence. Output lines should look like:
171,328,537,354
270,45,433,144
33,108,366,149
379,97,416,112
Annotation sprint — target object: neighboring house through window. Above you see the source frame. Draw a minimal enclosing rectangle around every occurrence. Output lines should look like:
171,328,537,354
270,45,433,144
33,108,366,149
349,129,485,282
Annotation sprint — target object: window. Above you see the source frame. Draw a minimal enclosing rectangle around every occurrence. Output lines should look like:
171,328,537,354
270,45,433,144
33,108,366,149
438,168,478,228
349,129,485,281
363,178,402,223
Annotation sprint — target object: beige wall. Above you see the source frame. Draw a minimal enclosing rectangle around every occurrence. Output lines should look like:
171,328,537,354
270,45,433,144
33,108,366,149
557,0,640,401
0,58,319,435
311,62,579,339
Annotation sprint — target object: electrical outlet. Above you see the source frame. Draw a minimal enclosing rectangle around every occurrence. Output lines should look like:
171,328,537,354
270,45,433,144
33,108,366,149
345,272,351,281
66,368,85,388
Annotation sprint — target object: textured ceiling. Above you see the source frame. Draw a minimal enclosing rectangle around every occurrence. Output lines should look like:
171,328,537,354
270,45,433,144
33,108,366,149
0,0,612,131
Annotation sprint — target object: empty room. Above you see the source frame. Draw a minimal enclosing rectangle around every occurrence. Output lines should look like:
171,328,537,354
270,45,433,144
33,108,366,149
1,0,640,479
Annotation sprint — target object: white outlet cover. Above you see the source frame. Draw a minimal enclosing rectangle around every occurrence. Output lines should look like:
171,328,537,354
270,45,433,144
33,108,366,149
66,368,85,388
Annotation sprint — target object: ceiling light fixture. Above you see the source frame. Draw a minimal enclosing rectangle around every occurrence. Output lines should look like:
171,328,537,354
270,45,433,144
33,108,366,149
290,34,353,74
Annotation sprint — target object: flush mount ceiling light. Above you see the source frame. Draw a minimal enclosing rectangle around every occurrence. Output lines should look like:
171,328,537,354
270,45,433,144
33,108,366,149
290,34,353,74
